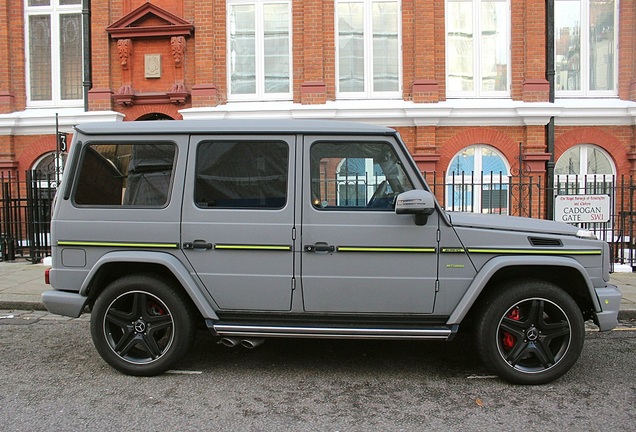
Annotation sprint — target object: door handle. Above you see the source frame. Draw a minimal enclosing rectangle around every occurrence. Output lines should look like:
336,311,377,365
304,242,335,253
183,240,213,250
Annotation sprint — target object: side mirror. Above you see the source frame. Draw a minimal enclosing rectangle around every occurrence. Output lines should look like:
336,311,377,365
395,190,436,225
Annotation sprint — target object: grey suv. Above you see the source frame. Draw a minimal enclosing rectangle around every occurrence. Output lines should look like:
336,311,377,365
42,119,621,384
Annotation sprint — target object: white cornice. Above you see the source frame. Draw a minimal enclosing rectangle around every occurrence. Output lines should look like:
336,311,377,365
0,98,633,135
0,108,124,135
181,98,636,127
553,99,636,126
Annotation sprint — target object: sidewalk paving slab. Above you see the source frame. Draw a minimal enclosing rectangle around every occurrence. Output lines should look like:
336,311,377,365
0,260,635,320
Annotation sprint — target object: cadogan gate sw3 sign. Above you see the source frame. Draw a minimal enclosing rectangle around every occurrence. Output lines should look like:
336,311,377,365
554,195,611,223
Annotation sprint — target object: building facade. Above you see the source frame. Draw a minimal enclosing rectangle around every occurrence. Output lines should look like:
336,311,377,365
1,0,635,219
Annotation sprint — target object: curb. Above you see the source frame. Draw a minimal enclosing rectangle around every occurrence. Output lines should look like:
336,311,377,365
0,300,47,312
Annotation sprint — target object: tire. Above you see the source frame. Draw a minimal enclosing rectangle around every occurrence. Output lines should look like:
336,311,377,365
474,280,585,385
90,274,197,376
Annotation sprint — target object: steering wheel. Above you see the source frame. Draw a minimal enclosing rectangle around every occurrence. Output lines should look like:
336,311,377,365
367,180,390,208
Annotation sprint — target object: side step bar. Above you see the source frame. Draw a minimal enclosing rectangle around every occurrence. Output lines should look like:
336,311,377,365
208,322,457,341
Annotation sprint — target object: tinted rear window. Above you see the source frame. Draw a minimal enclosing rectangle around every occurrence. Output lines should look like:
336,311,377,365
74,143,176,207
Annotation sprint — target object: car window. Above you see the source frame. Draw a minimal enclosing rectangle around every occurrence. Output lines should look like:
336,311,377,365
74,143,176,207
194,140,289,209
311,141,413,210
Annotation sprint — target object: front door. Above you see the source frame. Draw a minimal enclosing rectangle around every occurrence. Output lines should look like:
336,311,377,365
181,135,296,311
300,136,439,314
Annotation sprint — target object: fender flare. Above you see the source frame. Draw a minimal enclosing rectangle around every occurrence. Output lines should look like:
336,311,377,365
446,255,599,325
80,251,220,320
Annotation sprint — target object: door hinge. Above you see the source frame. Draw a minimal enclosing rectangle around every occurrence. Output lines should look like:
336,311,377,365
435,279,440,293
292,227,297,241
291,277,296,291
436,228,441,243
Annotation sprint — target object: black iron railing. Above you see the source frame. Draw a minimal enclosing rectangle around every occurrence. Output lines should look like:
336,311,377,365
0,171,56,263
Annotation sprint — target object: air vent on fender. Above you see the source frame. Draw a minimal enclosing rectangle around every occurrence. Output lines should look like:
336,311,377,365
528,237,563,247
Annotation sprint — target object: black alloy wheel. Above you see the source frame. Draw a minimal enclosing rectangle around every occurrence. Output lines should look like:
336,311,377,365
475,280,585,385
90,274,197,376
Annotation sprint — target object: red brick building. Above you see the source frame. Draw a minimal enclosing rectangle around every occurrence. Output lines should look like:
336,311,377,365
1,0,635,218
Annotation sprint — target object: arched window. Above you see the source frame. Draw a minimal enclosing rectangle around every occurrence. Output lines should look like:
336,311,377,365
555,145,615,195
445,145,510,214
32,151,66,188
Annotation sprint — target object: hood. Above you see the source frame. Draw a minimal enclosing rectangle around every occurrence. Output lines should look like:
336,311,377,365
447,212,580,236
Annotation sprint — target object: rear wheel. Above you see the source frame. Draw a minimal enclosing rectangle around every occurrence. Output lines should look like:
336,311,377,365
90,274,197,376
475,280,584,384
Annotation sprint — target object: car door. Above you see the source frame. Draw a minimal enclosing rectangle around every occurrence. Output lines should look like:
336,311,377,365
300,135,439,314
181,135,296,311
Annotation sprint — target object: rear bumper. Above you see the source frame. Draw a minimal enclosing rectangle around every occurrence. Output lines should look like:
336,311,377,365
594,284,622,331
41,290,88,318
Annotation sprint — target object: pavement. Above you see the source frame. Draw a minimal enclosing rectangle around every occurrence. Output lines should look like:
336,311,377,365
0,259,635,320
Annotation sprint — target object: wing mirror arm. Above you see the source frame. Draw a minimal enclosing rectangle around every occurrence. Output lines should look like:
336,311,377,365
395,190,436,226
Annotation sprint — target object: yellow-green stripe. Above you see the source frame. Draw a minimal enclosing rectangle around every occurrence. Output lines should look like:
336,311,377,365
337,246,436,253
214,244,292,251
467,248,602,255
58,241,179,248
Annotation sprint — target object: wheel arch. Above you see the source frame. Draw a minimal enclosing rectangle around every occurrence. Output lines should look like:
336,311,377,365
447,255,599,325
80,251,219,320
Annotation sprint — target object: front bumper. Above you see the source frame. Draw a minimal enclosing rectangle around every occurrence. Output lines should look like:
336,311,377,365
594,284,622,331
41,290,88,318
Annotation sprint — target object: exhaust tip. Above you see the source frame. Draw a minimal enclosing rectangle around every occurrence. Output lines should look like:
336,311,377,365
241,338,265,349
217,337,241,348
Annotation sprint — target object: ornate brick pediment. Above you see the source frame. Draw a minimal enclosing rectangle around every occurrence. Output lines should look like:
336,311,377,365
106,3,194,39
107,3,193,107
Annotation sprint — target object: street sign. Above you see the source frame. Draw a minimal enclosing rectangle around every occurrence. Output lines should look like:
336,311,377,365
554,194,610,223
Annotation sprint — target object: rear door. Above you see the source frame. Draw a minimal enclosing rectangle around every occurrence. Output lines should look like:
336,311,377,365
181,135,296,311
300,135,439,314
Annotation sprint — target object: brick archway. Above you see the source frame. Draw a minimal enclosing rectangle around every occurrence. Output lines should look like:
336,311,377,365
440,128,520,173
17,136,58,172
119,104,181,121
555,128,628,175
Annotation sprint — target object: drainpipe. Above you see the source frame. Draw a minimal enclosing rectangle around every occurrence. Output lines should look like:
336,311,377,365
82,0,92,111
546,0,555,220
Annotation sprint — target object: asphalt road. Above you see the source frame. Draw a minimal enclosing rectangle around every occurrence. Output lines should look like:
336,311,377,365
1,314,634,431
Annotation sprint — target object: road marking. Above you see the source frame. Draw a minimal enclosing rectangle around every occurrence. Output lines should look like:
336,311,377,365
467,375,498,380
165,370,203,375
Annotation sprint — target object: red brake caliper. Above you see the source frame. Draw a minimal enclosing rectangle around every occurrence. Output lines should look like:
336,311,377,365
502,307,520,350
148,302,166,316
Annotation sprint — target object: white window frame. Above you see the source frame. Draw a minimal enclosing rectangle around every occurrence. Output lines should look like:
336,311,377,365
227,0,293,101
335,0,403,100
554,0,618,98
445,0,511,99
445,144,511,214
25,0,83,108
555,144,616,194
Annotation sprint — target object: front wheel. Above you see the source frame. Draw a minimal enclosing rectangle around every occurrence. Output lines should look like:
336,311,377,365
90,274,197,376
475,280,585,385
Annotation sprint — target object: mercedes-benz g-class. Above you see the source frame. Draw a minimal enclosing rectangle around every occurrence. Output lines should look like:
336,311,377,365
42,119,621,384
